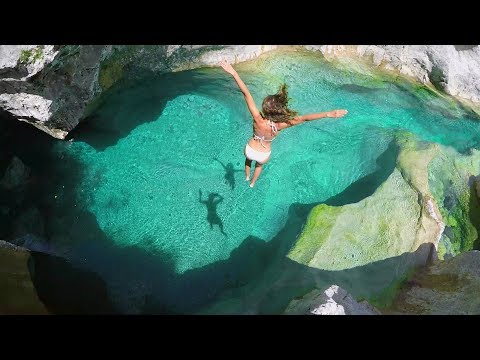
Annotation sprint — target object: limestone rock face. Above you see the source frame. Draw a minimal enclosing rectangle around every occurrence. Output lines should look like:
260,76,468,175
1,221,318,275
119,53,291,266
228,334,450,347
1,45,479,139
0,45,277,138
308,45,480,104
285,285,380,315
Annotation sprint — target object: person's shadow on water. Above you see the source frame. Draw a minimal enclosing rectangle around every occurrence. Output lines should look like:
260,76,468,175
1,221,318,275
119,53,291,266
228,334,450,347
214,158,243,190
199,189,227,236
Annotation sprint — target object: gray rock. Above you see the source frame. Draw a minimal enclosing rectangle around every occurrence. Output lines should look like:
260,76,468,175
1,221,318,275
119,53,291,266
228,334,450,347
0,45,58,79
0,239,29,252
0,156,30,190
388,250,480,314
285,285,381,315
308,45,480,104
0,45,278,138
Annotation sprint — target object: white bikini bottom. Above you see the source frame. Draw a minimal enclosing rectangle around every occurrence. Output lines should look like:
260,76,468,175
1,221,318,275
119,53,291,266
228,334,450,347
244,143,271,163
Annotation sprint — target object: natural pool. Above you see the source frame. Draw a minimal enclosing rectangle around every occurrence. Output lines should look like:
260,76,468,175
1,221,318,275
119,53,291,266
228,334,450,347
5,49,480,313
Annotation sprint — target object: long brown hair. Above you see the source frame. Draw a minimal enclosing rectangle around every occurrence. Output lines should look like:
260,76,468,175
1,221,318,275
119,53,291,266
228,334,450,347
261,83,298,123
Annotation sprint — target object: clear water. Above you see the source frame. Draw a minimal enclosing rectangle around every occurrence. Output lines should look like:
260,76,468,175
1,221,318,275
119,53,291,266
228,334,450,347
20,50,480,313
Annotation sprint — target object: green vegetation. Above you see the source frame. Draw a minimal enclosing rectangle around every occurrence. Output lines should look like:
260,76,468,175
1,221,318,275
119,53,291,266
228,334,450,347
287,204,342,265
18,47,44,65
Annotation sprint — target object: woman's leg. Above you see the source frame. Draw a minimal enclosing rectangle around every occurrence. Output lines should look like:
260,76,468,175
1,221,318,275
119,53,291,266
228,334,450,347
250,162,264,188
245,158,252,181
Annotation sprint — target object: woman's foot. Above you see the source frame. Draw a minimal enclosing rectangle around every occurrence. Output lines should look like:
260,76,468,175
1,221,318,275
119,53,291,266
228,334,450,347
249,182,255,188
245,176,250,181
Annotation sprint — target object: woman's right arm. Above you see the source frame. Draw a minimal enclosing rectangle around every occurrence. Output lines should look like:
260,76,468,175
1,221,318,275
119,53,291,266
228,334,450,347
219,60,262,121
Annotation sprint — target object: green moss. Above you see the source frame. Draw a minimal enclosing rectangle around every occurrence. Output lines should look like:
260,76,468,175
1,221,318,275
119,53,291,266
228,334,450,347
18,47,44,65
287,204,342,265
32,47,43,62
449,189,478,251
19,49,32,64
99,60,124,91
446,214,458,227
97,47,142,91
437,240,447,260
427,145,480,254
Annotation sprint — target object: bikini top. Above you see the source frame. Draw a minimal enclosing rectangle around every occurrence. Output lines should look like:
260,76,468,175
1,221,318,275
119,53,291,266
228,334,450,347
253,120,278,148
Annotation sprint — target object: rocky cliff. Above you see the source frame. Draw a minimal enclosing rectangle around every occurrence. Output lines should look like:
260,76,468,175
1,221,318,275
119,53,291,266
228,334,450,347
0,45,277,138
385,250,480,314
309,45,480,105
1,45,479,139
286,249,480,315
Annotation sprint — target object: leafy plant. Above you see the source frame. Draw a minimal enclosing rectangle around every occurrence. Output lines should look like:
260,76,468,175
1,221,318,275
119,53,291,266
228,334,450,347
18,47,44,65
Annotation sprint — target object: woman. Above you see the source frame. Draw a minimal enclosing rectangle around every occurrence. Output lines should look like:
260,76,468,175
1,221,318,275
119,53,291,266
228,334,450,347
219,60,348,188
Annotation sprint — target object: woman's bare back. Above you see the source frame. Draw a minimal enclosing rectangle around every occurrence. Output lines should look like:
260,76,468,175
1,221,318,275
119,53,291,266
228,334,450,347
248,117,280,152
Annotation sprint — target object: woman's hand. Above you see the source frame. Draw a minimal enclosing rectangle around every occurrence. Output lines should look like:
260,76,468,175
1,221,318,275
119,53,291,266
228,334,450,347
219,60,237,76
328,109,348,118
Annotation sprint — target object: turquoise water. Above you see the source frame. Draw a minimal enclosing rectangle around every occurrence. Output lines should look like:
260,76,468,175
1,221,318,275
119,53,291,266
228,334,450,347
24,50,480,313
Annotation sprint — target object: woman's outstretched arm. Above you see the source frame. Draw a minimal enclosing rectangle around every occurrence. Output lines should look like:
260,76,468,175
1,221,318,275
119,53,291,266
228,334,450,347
219,60,261,120
276,109,348,129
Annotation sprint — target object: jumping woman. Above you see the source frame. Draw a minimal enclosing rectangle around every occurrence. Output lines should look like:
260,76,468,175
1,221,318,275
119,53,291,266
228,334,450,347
219,60,348,188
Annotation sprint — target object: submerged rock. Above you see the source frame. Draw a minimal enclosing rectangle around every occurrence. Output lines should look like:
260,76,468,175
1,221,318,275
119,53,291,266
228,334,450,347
284,285,380,315
0,156,30,190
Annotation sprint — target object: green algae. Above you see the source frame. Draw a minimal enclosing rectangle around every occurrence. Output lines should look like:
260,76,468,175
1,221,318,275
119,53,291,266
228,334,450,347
428,146,480,254
99,60,125,91
287,204,342,265
288,168,423,272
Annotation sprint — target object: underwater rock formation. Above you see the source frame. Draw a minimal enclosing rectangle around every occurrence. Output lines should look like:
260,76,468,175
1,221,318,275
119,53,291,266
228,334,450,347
0,156,30,190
